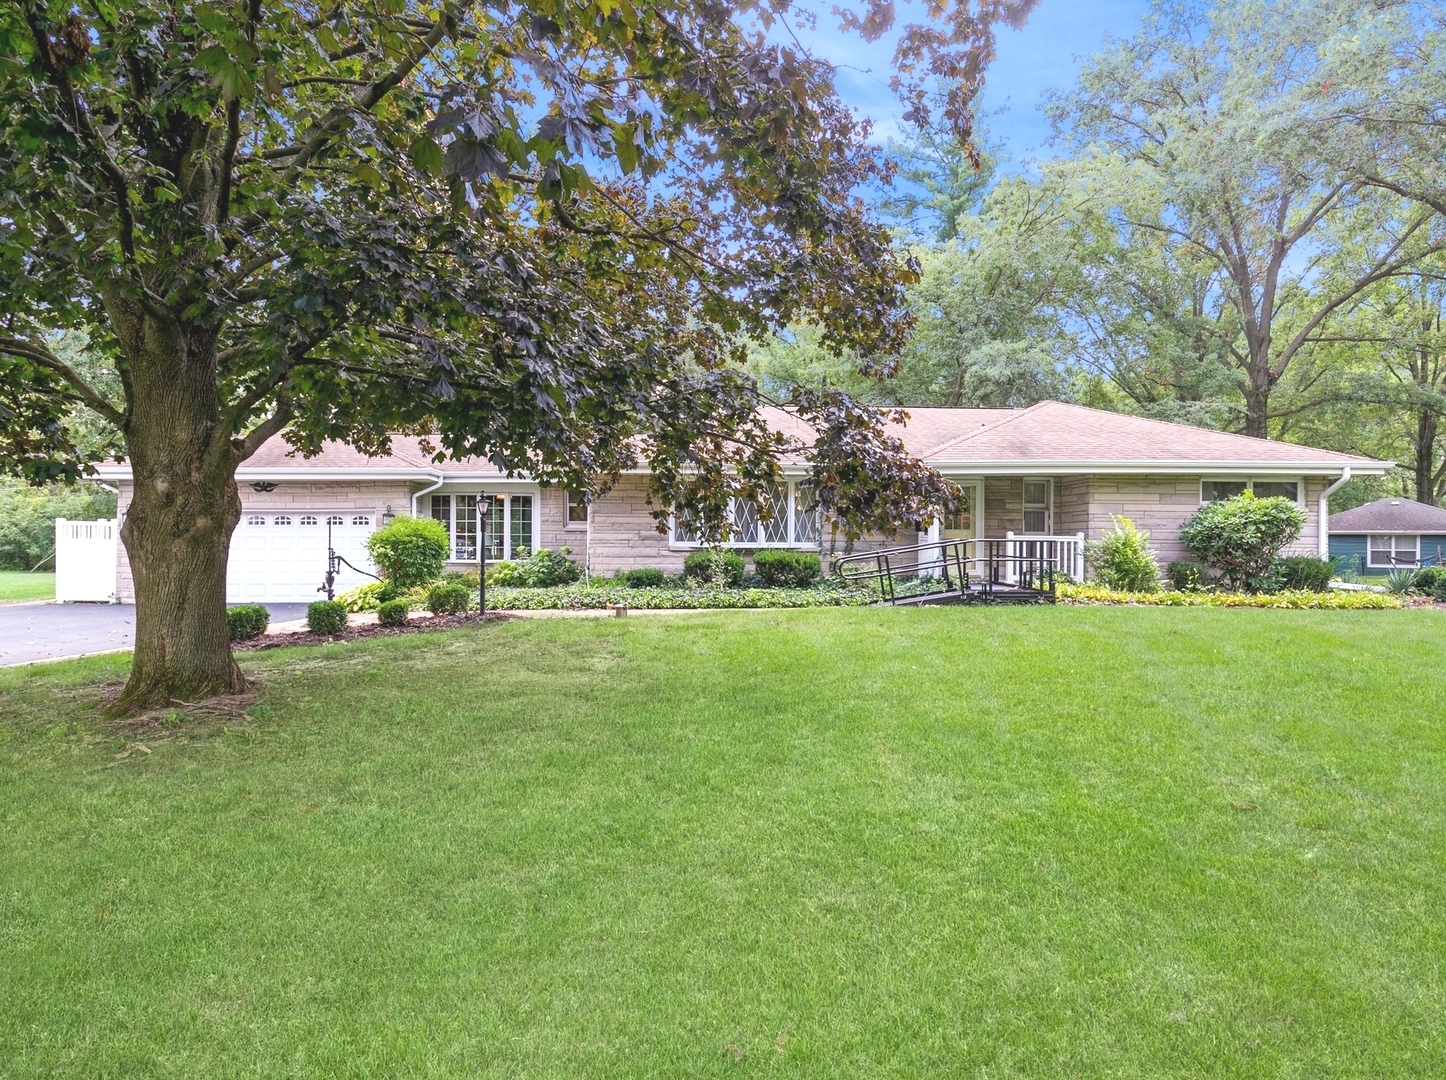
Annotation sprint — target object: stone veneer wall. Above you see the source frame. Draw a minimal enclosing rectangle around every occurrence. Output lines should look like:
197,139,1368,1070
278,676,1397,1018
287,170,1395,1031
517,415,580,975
1080,475,1327,567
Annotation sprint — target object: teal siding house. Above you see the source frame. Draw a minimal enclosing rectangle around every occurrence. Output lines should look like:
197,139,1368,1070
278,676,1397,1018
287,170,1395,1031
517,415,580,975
1329,498,1446,575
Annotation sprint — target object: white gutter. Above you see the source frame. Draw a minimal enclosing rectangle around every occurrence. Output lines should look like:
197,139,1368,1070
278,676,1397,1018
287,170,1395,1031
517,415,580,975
410,473,445,518
1318,467,1352,559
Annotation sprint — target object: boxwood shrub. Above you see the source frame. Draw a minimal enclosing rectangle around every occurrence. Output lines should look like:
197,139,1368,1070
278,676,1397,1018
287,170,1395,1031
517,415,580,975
226,603,270,641
1274,555,1336,593
1413,565,1446,601
1166,561,1206,592
425,581,471,614
683,548,745,587
621,567,666,588
753,549,821,587
307,600,348,635
376,598,410,627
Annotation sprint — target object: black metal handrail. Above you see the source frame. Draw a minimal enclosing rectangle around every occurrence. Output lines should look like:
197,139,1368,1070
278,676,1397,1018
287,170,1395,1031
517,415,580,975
832,537,1063,604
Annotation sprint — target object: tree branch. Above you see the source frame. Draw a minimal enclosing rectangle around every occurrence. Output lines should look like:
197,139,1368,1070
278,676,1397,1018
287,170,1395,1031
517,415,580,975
0,334,126,426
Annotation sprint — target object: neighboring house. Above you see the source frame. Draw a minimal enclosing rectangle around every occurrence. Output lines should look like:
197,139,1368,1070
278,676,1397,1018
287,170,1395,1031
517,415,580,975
92,401,1389,603
1329,497,1446,575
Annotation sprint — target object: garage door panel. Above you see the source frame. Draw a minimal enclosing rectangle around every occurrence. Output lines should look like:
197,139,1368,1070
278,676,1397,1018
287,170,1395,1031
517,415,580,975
227,512,378,603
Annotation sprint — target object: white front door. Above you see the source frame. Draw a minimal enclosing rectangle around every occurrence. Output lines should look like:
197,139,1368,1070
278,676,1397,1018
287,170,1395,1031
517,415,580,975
227,512,378,602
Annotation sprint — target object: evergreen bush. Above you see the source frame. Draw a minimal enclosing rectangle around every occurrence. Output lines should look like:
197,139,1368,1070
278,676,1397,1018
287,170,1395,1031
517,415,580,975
306,600,348,635
376,598,410,627
753,549,822,587
1179,494,1306,591
1166,560,1206,592
1274,555,1336,593
226,604,270,641
425,581,471,614
621,567,666,588
683,548,746,587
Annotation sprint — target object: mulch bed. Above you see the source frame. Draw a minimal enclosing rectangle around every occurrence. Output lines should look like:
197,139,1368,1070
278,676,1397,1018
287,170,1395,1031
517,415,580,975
233,611,513,652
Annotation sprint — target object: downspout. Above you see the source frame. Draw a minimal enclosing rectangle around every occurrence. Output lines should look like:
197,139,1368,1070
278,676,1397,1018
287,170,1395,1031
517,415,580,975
410,473,445,519
1318,467,1351,559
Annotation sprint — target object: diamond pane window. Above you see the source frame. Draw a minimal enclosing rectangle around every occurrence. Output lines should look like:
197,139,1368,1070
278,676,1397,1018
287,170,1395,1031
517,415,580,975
793,484,820,544
761,485,790,544
731,498,759,544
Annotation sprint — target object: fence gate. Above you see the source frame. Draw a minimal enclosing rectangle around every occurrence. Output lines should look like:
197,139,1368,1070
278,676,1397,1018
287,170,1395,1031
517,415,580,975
55,518,119,602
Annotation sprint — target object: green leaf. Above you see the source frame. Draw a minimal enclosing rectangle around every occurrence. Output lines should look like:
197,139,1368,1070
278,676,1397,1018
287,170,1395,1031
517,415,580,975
410,134,444,177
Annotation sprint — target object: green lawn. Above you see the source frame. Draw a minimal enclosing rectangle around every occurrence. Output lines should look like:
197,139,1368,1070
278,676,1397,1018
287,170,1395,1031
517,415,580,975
0,571,53,602
2,608,1444,1077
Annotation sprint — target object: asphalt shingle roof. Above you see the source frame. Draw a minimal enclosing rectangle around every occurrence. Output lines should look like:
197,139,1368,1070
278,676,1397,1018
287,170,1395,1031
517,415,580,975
1329,497,1446,534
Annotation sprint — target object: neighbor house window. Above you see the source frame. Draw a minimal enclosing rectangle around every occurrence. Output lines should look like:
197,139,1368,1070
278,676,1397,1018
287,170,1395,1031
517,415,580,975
1022,479,1052,534
434,492,533,561
566,490,588,524
1202,479,1301,503
1368,534,1418,568
670,481,822,547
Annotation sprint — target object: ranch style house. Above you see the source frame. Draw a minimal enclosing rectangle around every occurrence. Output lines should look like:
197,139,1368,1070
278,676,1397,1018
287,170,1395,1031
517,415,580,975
88,400,1390,603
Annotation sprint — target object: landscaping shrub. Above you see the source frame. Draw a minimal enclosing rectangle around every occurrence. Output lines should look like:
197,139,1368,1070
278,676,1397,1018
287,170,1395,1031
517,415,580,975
365,516,449,590
683,548,745,587
1274,555,1336,593
307,600,348,635
1085,516,1160,592
753,549,822,587
1385,567,1419,595
485,581,877,610
336,580,398,612
226,604,270,641
1058,582,1399,609
1178,493,1307,591
622,567,666,588
483,548,582,587
376,598,410,627
1413,565,1446,601
425,581,471,614
1166,560,1206,592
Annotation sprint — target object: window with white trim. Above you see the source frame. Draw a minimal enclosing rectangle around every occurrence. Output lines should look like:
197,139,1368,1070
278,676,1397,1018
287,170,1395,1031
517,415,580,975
1022,478,1051,534
273,515,292,526
1368,534,1418,568
299,515,319,526
326,515,345,525
246,515,266,526
1202,479,1301,503
433,493,533,561
566,490,588,525
351,515,370,527
671,481,822,547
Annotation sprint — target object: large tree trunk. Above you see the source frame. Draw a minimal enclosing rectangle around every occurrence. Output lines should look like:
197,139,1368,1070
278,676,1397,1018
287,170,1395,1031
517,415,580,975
112,312,244,714
1414,408,1439,506
1242,374,1271,439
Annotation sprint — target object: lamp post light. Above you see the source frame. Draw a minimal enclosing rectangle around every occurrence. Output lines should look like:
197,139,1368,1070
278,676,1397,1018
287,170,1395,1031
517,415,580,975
478,495,487,617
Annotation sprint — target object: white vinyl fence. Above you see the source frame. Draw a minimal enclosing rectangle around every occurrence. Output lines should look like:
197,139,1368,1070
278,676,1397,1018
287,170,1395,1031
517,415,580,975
55,518,119,602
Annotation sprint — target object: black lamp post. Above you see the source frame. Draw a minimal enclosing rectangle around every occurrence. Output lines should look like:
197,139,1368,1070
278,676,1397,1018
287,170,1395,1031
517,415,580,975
478,495,487,617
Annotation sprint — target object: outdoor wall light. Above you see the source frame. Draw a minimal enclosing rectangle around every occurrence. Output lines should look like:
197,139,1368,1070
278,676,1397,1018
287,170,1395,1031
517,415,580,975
250,482,278,492
382,506,396,524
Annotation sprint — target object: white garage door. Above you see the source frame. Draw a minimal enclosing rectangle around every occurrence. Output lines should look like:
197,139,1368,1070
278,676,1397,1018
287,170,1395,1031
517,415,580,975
227,512,379,603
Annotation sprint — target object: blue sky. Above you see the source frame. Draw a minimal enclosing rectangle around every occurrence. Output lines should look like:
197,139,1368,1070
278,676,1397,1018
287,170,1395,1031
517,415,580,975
804,0,1152,167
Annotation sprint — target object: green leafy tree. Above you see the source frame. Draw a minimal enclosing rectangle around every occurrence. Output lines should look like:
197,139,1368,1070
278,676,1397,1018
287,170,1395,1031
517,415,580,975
0,0,1033,711
1049,0,1446,438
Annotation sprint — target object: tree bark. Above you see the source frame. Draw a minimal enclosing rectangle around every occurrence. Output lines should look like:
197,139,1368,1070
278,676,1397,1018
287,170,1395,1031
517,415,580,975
1242,368,1272,439
111,310,244,714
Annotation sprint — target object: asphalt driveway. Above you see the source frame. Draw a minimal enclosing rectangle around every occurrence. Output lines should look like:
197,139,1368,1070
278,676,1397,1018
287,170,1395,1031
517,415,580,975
0,603,311,667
